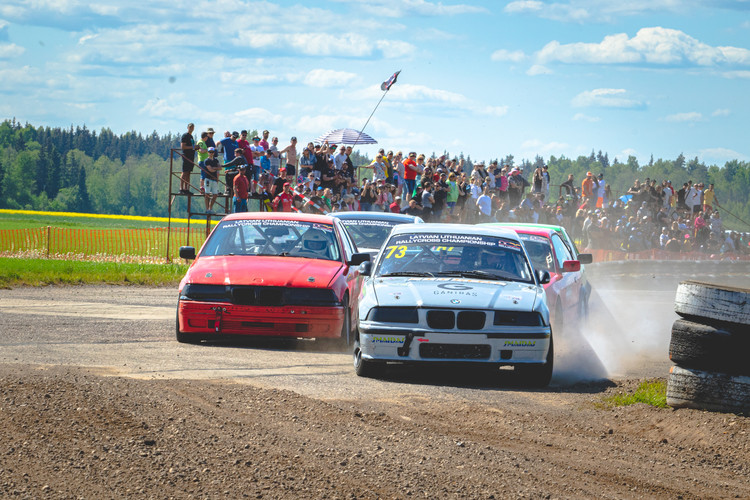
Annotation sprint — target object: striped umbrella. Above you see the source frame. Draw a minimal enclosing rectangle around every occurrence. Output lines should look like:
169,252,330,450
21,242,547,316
315,128,378,146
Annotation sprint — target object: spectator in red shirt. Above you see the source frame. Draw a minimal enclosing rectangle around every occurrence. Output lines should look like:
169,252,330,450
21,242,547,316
273,183,295,212
233,165,250,213
402,152,419,203
389,196,402,213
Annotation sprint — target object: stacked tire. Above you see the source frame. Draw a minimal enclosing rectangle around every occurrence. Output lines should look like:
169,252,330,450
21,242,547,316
667,281,750,414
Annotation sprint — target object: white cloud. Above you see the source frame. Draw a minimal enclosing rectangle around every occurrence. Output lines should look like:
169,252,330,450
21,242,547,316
89,4,120,16
490,49,526,62
473,105,509,117
698,147,747,162
572,113,601,122
664,112,702,122
504,1,739,23
303,69,357,88
234,107,284,125
504,0,589,22
722,70,750,78
518,139,570,158
572,88,644,109
526,64,552,75
537,27,750,67
712,108,730,117
236,32,415,59
337,0,488,17
0,42,23,58
219,72,285,85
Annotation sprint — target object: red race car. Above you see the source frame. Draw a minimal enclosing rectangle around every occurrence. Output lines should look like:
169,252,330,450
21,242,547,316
498,225,585,334
176,212,370,345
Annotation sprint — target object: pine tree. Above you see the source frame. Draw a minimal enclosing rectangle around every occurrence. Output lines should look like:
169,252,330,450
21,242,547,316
76,164,91,213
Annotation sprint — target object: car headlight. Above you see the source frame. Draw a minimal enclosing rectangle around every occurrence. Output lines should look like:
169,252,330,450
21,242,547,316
366,307,419,323
181,284,230,301
284,289,341,306
493,311,545,326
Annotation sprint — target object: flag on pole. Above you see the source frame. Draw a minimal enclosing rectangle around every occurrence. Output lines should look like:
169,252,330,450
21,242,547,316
380,70,401,91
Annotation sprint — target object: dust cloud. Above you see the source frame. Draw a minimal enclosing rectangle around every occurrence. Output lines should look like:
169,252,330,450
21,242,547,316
550,260,748,385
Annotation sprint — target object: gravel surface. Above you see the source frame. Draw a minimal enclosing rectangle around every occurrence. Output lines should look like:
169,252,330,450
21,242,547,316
0,262,749,498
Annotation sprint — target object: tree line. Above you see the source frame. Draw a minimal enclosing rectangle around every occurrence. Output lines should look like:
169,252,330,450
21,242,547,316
0,119,748,231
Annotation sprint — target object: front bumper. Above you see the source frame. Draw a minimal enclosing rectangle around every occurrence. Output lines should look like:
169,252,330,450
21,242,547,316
358,323,550,365
178,300,344,338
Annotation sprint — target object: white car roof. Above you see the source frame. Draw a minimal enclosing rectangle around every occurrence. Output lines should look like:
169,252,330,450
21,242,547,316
389,223,523,243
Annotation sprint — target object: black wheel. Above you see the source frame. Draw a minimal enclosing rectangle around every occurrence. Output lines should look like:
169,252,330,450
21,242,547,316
176,305,203,344
669,319,749,375
517,335,554,388
353,340,385,378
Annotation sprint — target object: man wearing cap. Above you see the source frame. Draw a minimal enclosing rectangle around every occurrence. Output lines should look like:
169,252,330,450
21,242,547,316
203,147,221,214
222,147,249,199
402,152,419,203
596,173,606,208
179,123,198,194
267,136,281,176
249,137,266,192
232,163,250,213
217,131,239,164
581,171,596,205
271,168,292,197
273,182,295,212
196,131,210,195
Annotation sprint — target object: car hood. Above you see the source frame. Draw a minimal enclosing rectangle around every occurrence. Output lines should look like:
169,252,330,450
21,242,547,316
184,256,343,288
370,277,541,311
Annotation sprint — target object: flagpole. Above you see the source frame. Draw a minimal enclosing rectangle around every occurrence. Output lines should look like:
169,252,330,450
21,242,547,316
352,70,401,149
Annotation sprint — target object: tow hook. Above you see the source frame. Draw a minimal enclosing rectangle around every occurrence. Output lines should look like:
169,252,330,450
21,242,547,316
397,331,414,357
211,306,228,333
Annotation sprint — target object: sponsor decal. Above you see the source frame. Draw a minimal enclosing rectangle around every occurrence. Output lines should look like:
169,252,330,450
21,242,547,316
450,299,461,304
438,283,472,291
372,336,405,344
389,233,521,251
344,219,395,227
417,338,429,342
518,234,549,244
503,340,536,347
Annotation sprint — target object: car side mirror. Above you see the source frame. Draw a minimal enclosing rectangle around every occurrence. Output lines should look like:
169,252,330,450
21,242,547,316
562,260,581,273
577,253,593,264
537,270,551,285
348,252,370,267
359,261,372,276
179,246,196,260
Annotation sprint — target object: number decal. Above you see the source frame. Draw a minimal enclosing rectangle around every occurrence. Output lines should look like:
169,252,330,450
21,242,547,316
384,245,407,258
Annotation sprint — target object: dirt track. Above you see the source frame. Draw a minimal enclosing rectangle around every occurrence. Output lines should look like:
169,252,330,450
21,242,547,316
1,261,749,498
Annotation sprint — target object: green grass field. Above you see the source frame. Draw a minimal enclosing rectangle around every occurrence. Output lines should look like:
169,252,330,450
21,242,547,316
0,210,192,230
599,379,669,409
0,257,187,288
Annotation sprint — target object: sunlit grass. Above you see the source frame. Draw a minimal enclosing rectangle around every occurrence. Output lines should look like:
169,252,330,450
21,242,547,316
599,379,669,409
0,257,187,288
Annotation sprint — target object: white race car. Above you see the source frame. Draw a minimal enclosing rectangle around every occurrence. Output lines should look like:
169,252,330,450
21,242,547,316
354,224,554,386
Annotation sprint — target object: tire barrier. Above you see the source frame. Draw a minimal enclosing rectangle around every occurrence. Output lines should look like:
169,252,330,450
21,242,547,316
674,280,750,325
667,366,750,413
669,319,750,376
667,281,750,413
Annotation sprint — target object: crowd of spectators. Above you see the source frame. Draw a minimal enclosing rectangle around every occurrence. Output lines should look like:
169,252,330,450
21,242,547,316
179,123,749,256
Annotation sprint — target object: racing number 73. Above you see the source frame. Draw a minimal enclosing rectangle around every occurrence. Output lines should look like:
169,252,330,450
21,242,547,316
384,245,407,258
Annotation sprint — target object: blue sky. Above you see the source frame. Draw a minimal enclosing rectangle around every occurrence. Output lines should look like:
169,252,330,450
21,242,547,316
1,0,749,167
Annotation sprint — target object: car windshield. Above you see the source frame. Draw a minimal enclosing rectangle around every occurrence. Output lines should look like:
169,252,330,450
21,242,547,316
516,234,554,273
340,219,399,250
375,232,534,283
200,219,340,261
